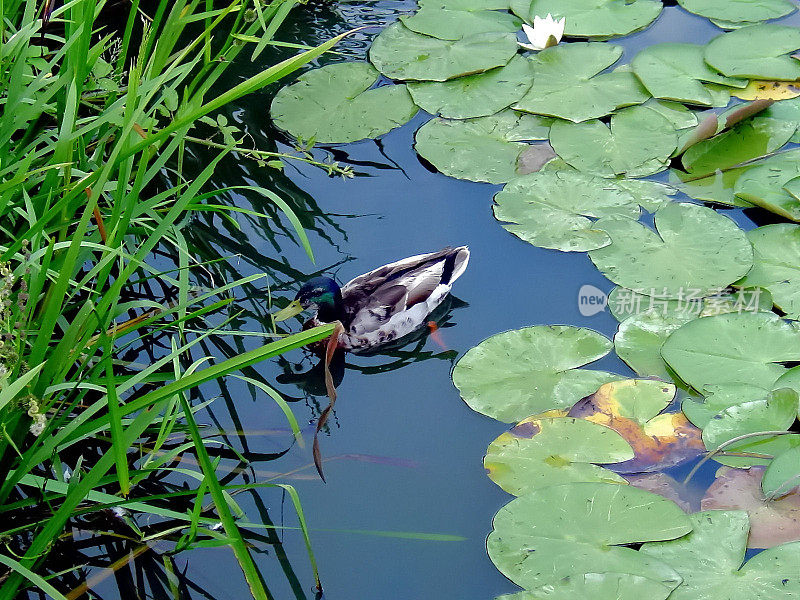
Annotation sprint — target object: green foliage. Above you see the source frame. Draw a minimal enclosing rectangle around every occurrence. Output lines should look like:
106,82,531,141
0,0,346,596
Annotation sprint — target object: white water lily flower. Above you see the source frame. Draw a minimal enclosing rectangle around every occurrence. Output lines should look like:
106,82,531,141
518,14,566,52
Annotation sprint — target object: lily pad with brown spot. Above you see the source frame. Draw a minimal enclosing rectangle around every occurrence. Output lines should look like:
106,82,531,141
567,379,705,473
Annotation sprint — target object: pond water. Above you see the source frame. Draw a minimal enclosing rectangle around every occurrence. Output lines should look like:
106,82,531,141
142,4,800,599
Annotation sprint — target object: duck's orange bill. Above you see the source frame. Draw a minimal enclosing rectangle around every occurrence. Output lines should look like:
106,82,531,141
272,300,303,322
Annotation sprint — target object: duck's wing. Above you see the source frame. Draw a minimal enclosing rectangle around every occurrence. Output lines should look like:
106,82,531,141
340,246,469,342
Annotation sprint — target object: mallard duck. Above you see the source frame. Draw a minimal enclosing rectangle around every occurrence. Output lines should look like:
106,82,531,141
275,246,470,352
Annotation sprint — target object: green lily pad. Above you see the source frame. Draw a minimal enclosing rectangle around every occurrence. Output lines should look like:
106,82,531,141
702,387,799,451
588,202,753,298
640,510,800,598
414,110,551,183
492,171,651,252
487,482,691,591
704,25,800,81
735,150,800,221
632,43,746,106
678,0,796,24
763,446,800,498
496,573,675,600
369,23,518,82
407,55,533,119
513,43,650,123
762,97,800,143
452,325,620,423
550,105,677,177
738,224,800,319
270,62,418,144
510,0,662,38
485,416,632,495
615,309,696,379
681,117,797,175
671,166,753,207
400,1,521,40
642,99,700,130
681,383,774,429
661,311,800,391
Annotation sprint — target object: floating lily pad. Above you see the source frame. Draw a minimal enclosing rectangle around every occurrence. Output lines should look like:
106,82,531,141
550,105,677,177
400,1,521,40
369,23,518,82
493,171,650,252
735,151,800,221
672,166,752,207
414,110,550,183
642,99,700,130
704,25,800,81
632,43,746,106
270,62,418,144
452,325,620,423
763,446,800,498
734,80,800,101
614,309,696,379
702,387,798,451
407,56,533,119
510,0,662,38
682,383,772,428
513,43,650,123
762,97,800,142
496,573,675,600
641,510,800,595
487,482,691,591
661,311,800,391
738,225,800,319
568,379,704,473
485,416,632,495
588,202,753,298
681,117,797,175
677,0,796,24
701,470,800,549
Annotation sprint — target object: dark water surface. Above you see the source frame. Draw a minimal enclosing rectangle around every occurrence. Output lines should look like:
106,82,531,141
158,5,800,599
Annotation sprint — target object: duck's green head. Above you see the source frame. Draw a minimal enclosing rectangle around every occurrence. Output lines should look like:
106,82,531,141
273,276,344,323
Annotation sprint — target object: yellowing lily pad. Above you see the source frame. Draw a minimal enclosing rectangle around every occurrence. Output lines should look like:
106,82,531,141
369,23,518,82
407,55,533,119
567,379,705,473
641,510,800,595
733,80,800,101
588,202,753,298
414,110,551,183
701,468,800,549
513,43,650,123
270,62,418,144
704,25,800,81
485,416,632,495
487,482,691,592
452,325,621,423
510,0,662,39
